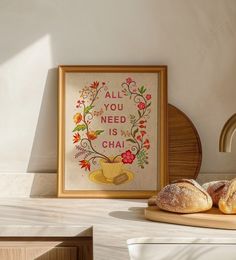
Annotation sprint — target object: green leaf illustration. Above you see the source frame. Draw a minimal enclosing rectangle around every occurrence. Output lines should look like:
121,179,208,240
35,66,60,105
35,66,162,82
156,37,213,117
137,149,148,168
146,102,151,108
138,110,141,118
95,130,104,136
126,138,136,143
73,124,86,132
133,128,138,137
84,105,94,114
138,85,146,94
129,114,136,124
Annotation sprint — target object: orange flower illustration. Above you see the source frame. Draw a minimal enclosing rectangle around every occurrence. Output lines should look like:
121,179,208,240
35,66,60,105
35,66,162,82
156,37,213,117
90,81,99,89
73,113,82,124
79,160,91,171
73,133,80,143
86,131,97,140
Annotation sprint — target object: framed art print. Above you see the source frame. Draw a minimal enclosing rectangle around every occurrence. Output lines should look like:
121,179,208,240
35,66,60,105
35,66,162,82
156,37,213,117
58,66,168,198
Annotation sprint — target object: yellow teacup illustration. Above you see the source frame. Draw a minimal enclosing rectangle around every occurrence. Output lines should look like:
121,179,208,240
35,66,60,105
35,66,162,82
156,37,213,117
100,157,123,181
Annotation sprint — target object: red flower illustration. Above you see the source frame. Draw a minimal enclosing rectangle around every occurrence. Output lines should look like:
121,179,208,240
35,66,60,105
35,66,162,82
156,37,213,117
140,130,146,136
121,150,136,164
143,139,150,149
139,125,146,129
146,94,152,100
137,102,146,110
73,133,81,143
87,131,97,140
139,120,146,124
137,135,142,141
126,77,133,85
79,160,91,171
90,81,99,89
76,100,85,108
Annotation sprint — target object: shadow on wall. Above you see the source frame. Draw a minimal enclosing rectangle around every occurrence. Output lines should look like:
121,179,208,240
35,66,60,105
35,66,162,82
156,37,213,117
1,0,147,175
27,68,58,173
27,68,58,197
0,0,147,66
30,173,57,197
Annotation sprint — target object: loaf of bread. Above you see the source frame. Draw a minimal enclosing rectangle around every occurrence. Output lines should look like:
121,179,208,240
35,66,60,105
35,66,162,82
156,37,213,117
156,179,213,213
148,196,157,206
219,178,236,214
202,180,230,206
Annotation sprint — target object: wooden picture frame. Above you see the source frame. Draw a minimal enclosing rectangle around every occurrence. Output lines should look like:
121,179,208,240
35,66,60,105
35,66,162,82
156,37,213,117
58,66,168,198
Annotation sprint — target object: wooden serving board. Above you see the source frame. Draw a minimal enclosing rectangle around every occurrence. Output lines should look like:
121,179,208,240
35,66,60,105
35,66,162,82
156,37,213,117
168,104,202,182
145,206,236,230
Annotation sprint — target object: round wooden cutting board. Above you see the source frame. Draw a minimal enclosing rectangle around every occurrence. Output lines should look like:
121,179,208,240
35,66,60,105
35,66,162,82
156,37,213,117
145,206,236,230
168,104,202,182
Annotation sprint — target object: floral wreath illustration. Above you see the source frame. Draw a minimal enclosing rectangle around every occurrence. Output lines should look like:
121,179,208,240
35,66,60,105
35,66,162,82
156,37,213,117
72,77,152,175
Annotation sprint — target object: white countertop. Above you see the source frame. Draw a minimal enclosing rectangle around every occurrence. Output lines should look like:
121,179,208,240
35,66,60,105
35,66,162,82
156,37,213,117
1,198,236,259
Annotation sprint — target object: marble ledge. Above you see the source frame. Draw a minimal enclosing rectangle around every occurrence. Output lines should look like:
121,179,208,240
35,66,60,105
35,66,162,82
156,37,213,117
0,172,235,198
0,172,56,197
0,225,92,237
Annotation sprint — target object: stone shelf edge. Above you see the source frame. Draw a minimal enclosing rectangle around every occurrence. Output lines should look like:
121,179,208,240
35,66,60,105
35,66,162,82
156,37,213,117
0,172,236,197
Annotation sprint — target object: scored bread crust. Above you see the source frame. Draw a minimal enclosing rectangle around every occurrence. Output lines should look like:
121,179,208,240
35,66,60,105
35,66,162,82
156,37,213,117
202,180,230,207
219,178,236,214
156,179,212,213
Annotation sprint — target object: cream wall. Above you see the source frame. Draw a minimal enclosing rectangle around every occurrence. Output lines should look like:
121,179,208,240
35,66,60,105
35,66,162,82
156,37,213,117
0,0,236,183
